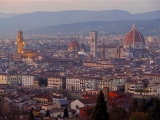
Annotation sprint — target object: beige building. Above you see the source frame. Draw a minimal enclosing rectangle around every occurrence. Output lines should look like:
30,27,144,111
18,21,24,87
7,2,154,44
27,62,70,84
125,81,144,93
83,61,114,68
33,80,39,87
47,76,66,89
42,104,61,111
0,88,16,94
22,57,37,66
0,73,8,84
8,74,22,85
22,74,35,86
85,77,100,91
0,73,36,86
0,73,22,85
140,74,160,80
66,77,103,91
98,76,126,91
66,77,84,91
32,94,52,104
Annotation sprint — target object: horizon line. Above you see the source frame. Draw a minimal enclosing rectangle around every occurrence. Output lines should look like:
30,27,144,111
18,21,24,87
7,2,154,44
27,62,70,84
0,9,160,14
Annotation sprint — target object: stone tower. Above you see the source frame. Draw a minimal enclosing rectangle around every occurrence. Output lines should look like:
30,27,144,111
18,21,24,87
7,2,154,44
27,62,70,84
102,41,105,60
17,30,24,53
103,87,109,102
90,31,97,57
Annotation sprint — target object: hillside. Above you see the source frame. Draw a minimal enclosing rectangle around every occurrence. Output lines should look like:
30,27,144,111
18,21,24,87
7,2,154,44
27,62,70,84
0,10,160,34
26,18,160,36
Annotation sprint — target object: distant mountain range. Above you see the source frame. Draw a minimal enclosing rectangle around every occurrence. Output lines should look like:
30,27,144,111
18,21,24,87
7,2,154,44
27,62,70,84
0,13,19,18
25,18,160,36
0,10,160,35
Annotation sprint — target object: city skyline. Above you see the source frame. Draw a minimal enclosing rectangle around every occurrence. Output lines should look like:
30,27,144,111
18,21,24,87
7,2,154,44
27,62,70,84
0,0,160,14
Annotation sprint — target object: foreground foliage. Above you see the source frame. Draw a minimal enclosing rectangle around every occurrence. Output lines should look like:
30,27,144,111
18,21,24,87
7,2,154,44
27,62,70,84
91,90,109,120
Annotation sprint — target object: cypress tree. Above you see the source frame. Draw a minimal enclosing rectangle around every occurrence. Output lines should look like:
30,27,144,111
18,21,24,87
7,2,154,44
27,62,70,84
63,107,69,118
129,99,138,114
91,90,109,120
149,98,160,120
29,108,34,120
109,105,128,120
46,110,50,117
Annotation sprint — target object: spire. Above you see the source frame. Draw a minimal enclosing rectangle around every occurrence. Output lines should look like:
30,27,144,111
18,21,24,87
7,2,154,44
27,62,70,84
102,41,105,49
132,20,136,30
102,40,105,60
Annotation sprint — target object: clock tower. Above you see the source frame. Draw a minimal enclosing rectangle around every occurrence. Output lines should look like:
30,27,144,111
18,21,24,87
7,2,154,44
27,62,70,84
17,30,24,53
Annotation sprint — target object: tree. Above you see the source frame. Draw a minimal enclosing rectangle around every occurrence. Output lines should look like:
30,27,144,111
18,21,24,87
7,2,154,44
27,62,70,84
38,77,48,87
149,98,160,120
137,99,148,112
63,107,69,118
129,112,150,120
91,90,109,120
46,109,50,117
84,107,93,120
147,97,155,107
0,100,9,116
109,105,128,120
130,99,138,113
29,108,34,120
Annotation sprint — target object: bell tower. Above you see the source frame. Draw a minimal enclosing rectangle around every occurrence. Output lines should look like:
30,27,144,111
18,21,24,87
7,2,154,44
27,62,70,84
90,31,97,57
102,41,105,60
16,30,24,53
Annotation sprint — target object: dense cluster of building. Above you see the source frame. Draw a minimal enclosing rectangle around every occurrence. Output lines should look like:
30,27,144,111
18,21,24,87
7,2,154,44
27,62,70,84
0,23,160,119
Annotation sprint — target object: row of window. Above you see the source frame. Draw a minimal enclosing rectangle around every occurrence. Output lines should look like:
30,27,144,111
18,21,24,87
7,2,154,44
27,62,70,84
142,75,160,79
0,90,14,93
0,79,7,80
48,80,60,82
66,87,81,90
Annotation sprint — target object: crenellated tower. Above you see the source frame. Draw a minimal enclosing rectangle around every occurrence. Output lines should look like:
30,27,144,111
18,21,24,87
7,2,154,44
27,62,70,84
16,30,24,53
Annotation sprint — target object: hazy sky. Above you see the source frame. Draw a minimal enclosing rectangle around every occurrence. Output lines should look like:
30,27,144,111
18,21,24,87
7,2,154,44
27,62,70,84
0,0,159,14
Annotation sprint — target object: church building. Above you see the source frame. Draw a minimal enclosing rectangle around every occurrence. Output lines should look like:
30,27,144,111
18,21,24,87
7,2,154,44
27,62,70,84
90,23,148,59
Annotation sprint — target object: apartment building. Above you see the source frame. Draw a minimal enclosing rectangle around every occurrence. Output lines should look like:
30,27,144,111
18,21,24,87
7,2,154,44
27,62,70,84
85,77,101,91
22,74,35,86
98,76,126,91
0,73,36,86
66,77,82,91
7,74,22,85
52,96,67,107
0,73,8,84
47,76,66,89
125,80,144,93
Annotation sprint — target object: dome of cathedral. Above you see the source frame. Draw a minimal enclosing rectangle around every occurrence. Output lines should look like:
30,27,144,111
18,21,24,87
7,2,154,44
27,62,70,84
124,23,145,45
68,41,80,52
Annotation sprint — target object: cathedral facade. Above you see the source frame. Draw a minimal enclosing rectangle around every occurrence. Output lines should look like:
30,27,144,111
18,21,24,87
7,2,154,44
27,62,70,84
90,23,148,59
